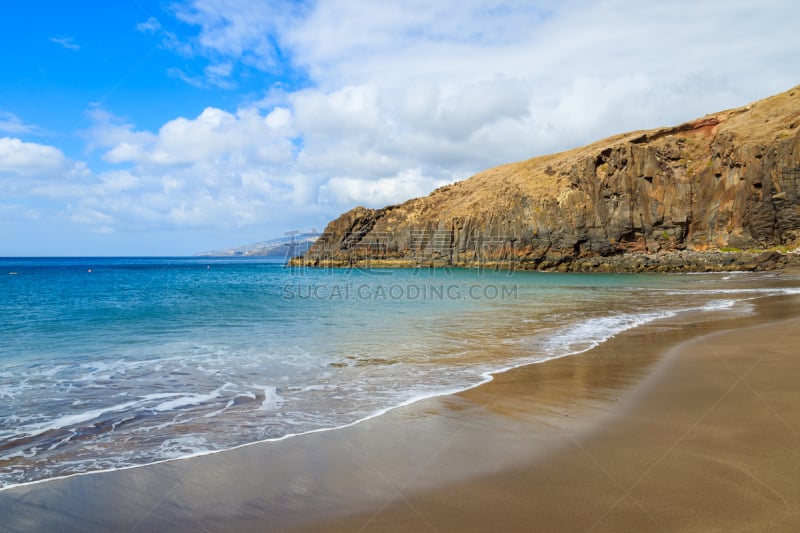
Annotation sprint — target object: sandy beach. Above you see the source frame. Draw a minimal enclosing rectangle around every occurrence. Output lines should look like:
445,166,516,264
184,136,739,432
1,293,799,532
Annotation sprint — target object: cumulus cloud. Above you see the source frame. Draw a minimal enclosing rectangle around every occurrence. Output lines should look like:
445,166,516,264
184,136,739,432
83,107,156,153
0,137,74,177
34,0,800,237
291,85,380,138
96,106,295,166
0,138,91,222
62,106,306,231
162,0,800,186
320,168,450,208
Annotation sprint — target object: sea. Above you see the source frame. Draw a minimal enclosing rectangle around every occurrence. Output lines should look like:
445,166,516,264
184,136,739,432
1,257,799,490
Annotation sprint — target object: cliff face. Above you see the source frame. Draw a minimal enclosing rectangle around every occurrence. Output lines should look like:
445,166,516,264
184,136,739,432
297,86,800,271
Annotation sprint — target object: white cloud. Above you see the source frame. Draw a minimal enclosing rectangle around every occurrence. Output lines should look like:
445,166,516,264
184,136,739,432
0,138,91,223
142,1,302,88
291,85,380,139
171,0,299,71
84,107,157,154
97,170,141,193
136,15,194,57
50,36,80,51
205,62,234,82
23,0,800,239
0,112,38,135
320,168,451,208
136,16,162,34
65,163,298,230
57,107,305,231
264,107,292,131
69,206,115,233
0,137,73,177
97,106,294,166
167,68,207,89
167,64,237,89
152,0,800,211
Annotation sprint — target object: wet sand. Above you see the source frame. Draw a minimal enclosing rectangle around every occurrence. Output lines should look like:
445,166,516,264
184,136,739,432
1,295,799,532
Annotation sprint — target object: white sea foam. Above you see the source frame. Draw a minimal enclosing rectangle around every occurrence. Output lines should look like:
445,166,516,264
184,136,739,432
0,448,38,462
540,311,676,357
140,393,187,401
261,387,284,411
701,299,737,311
157,436,211,459
47,432,76,451
664,287,800,296
248,385,284,411
0,385,22,400
152,384,231,412
300,384,335,392
16,400,143,439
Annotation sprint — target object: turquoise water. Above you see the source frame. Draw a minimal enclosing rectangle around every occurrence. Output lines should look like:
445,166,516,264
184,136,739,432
1,257,799,488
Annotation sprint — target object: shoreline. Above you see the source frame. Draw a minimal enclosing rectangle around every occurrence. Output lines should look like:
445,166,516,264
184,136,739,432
289,249,800,273
0,283,764,494
0,298,674,495
1,294,799,530
308,294,800,532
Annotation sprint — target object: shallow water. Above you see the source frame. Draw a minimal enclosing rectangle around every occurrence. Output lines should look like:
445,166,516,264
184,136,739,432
1,257,799,488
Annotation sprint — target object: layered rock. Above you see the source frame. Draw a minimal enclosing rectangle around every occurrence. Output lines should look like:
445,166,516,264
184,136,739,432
294,86,800,272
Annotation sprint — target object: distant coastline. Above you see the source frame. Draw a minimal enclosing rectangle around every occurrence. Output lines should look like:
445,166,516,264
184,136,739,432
196,232,320,258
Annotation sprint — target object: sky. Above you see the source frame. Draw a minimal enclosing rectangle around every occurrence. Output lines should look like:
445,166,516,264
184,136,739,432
1,1,799,256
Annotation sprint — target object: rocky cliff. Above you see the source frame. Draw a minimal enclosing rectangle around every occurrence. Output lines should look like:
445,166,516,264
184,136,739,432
294,86,800,272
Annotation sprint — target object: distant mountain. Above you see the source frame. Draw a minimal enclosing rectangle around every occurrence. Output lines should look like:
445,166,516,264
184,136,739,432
293,85,800,272
196,232,320,259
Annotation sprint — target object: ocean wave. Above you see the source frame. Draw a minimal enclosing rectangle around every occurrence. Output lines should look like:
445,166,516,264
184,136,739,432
254,386,285,411
12,399,144,440
539,310,677,357
152,384,232,412
3,266,799,490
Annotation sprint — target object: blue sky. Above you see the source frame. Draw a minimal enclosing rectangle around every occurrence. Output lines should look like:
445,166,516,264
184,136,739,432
1,0,799,256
